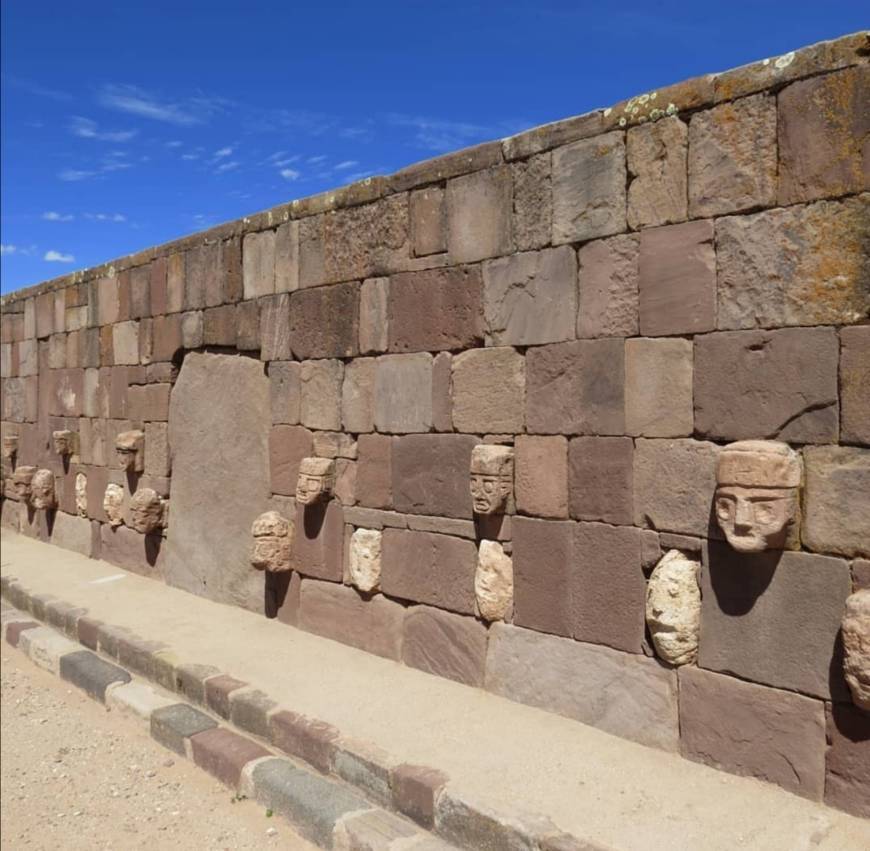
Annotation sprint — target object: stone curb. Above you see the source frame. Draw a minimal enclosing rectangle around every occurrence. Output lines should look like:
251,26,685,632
60,649,132,701
1,578,594,850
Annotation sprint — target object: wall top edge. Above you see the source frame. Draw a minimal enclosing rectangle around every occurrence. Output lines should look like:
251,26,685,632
2,29,867,307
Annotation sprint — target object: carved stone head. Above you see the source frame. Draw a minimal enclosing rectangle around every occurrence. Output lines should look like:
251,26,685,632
475,540,513,622
129,488,165,534
75,472,88,517
2,434,19,461
10,465,36,502
349,528,382,593
250,511,293,572
646,550,701,666
470,445,514,515
295,457,335,506
103,483,125,527
115,430,145,473
30,469,57,510
842,589,870,712
714,440,801,553
52,429,77,457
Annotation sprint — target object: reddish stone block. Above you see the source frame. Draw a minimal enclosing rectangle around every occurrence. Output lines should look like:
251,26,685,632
77,616,103,651
222,237,243,303
402,606,488,687
184,243,218,310
269,361,301,425
840,326,870,446
568,437,633,525
203,304,237,347
99,525,164,578
5,621,39,647
391,763,449,829
289,282,359,360
269,425,313,496
290,500,344,581
259,293,291,361
381,529,477,615
410,187,446,257
356,433,392,510
149,257,168,316
35,291,55,339
129,265,151,319
205,674,249,719
269,709,341,774
431,351,452,432
446,166,513,264
627,116,688,229
127,383,171,423
151,314,183,363
189,727,270,788
515,435,568,519
511,152,551,252
825,702,870,818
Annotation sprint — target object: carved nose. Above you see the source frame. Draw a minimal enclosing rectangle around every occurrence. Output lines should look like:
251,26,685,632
734,499,754,528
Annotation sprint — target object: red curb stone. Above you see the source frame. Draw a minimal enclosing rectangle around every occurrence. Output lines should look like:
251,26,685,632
269,710,340,774
189,727,271,789
6,621,39,648
204,674,248,719
391,763,449,829
76,616,103,651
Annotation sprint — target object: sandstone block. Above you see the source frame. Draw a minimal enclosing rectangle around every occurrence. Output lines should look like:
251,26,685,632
290,282,359,360
356,434,392,510
269,361,301,425
152,314,182,362
166,254,184,314
552,132,626,244
646,550,700,666
202,304,236,347
348,527,382,593
825,703,870,818
402,605,488,686
451,347,524,434
694,328,839,444
188,243,222,309
269,426,313,496
391,763,449,830
97,276,120,326
243,230,275,299
514,435,568,518
410,187,446,257
842,590,870,711
627,116,688,228
840,326,870,445
446,166,512,263
359,277,389,354
638,220,715,336
180,310,203,349
374,353,432,433
431,351,452,432
259,293,291,361
235,300,259,350
274,220,299,293
112,321,140,365
526,339,624,435
299,359,343,431
511,152,551,251
290,500,344,581
568,436,633,525
340,358,375,433
475,540,513,621
625,337,693,437
48,511,93,557
100,524,163,577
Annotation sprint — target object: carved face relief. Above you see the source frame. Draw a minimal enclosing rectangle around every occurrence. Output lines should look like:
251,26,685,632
842,589,870,711
52,430,76,456
646,550,701,667
10,466,36,502
2,434,19,461
115,430,145,473
295,457,335,506
714,440,801,552
75,473,88,517
250,511,292,572
349,528,382,593
103,483,125,527
30,469,57,510
129,488,164,534
475,540,513,621
470,445,514,515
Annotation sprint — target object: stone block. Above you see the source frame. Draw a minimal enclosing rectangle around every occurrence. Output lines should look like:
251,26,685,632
568,436,633,525
381,528,477,614
150,704,217,756
391,139,502,191
173,662,221,705
638,220,715,336
552,132,626,244
840,326,870,445
402,605,488,686
446,166,512,263
700,544,851,699
391,764,449,829
290,500,343,581
431,351,452,432
274,220,299,293
633,438,719,537
106,680,177,724
290,282,359,360
112,321,140,365
356,434,392,510
48,511,93,557
391,434,476,519
374,353,433,433
688,94,777,217
180,310,203,349
166,253,184,313
183,244,213,309
340,358,375,433
526,339,624,435
299,359,343,431
190,727,270,789
204,674,248,719
803,446,870,558
824,703,870,818
259,293,291,361
298,579,404,660
715,197,870,329
388,266,484,354
149,256,167,316
5,621,39,648
334,809,419,849
59,649,131,702
410,187,446,257
243,230,275,299
511,152,551,251
235,300,260,350
483,246,576,347
694,327,839,444
269,710,340,774
97,276,120,326
679,666,825,800
486,623,679,750
853,559,870,592
100,525,164,578
627,116,688,228
152,314,182,362
625,337,693,437
268,362,301,425
778,66,869,205
332,738,395,808
359,277,389,354
451,347,524,433
514,435,568,519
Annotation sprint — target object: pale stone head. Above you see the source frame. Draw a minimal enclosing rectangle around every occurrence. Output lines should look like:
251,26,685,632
75,472,88,517
470,445,514,515
349,528,382,593
30,469,57,510
10,466,36,502
103,483,125,527
250,511,293,572
52,429,76,456
646,550,701,666
2,434,19,460
115,430,145,473
842,589,870,712
295,457,335,506
475,540,513,621
714,440,801,552
129,488,164,534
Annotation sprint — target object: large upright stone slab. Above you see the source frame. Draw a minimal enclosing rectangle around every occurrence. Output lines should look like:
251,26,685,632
165,352,271,609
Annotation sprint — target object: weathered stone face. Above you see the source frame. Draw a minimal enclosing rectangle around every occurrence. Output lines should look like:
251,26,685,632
30,469,56,510
52,429,76,456
250,510,292,572
75,472,88,517
714,440,801,552
842,589,870,711
129,487,164,534
9,465,35,501
103,483,125,527
115,429,145,473
2,434,18,460
348,528,382,593
469,445,514,515
295,457,335,506
475,540,513,621
646,550,700,666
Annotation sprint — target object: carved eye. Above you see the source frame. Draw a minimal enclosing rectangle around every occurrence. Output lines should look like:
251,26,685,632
754,502,775,524
716,497,734,520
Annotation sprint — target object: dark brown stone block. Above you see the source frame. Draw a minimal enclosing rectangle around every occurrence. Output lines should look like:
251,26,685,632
203,304,237,347
289,282,359,360
259,293,292,361
568,437,633,525
391,763,449,829
190,727,269,788
402,606,487,687
356,433,392,510
205,674,248,719
152,314,183,362
269,424,313,496
824,702,870,818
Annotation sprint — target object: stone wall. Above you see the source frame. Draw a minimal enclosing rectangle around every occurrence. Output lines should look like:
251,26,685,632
2,32,869,817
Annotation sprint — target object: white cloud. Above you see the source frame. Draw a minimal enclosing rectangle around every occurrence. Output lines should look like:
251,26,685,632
280,168,301,181
386,113,490,152
99,84,226,126
214,146,233,159
44,250,75,263
58,168,97,181
84,213,127,223
42,211,74,222
1,244,18,255
165,140,183,148
307,155,327,164
181,153,199,161
3,75,73,102
70,116,137,142
215,160,240,174
334,160,359,171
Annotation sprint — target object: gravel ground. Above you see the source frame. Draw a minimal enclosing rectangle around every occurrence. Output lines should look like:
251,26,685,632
1,649,315,850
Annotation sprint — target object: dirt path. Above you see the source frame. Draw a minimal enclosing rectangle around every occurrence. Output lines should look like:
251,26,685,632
0,649,315,850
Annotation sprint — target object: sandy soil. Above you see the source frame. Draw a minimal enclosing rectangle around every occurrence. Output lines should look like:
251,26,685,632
0,649,315,850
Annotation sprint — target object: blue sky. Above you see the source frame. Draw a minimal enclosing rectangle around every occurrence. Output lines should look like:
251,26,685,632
1,2,866,294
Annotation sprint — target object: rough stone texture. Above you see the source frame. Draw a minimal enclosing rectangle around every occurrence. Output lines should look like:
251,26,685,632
825,703,870,818
388,266,484,354
356,434,392,510
552,132,626,244
381,528,477,614
402,605,488,686
679,666,826,800
150,704,217,756
700,543,851,700
511,152,551,251
300,359,343,432
59,649,131,702
269,425,313,497
290,500,344,581
242,230,275,299
274,220,299,293
514,435,568,519
341,358,375,433
410,187,446,257
688,94,777,217
840,325,870,446
853,559,870,593
451,347,525,434
229,688,278,740
269,710,340,774
568,436,633,525
625,337,693,437
482,247,576,346
715,197,870,329
189,727,270,789
694,327,839,444
391,764,449,830
269,361,302,425
778,67,869,205
638,220,716,336
633,438,719,537
259,293,291,361
486,623,679,751
646,550,701,666
334,809,419,850
374,353,433,434
526,339,624,436
290,282,359,360
842,589,870,710
348,527,382,593
359,277,389,355
474,540,513,622
47,510,93,557
99,524,164,578
164,352,271,608
112,321,140,365
627,116,688,228
576,234,638,339
446,166,512,264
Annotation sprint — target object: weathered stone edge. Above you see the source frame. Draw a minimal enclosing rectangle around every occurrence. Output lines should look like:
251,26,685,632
0,577,601,851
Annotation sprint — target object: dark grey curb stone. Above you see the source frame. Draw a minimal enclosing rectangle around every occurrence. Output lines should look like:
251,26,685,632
60,649,132,702
151,703,218,755
250,757,373,849
230,688,278,739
